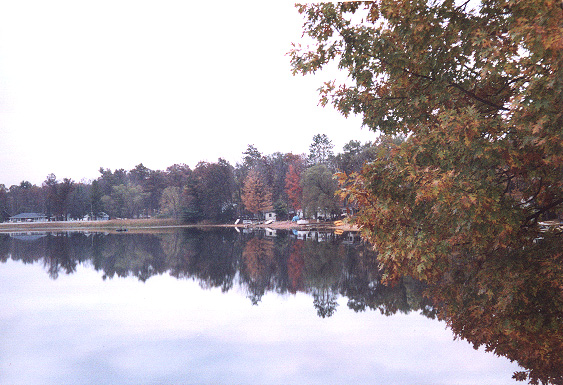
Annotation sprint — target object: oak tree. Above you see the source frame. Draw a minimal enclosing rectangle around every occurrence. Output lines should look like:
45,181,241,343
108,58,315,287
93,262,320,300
292,0,563,278
292,2,563,382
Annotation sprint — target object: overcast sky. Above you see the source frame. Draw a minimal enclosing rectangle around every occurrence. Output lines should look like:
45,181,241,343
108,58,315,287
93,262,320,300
0,1,376,187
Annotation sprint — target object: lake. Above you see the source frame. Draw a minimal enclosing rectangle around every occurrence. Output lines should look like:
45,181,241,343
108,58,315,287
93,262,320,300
0,228,524,384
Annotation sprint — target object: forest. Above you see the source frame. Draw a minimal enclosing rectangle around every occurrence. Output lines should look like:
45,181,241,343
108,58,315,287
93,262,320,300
0,134,398,224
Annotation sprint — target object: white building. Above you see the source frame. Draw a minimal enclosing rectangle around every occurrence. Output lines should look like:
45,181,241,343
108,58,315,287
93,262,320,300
8,212,48,223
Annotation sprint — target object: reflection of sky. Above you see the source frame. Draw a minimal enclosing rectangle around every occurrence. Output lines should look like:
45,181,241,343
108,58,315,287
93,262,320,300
0,260,520,385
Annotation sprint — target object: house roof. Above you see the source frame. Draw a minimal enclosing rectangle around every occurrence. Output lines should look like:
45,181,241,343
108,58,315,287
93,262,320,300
9,212,47,219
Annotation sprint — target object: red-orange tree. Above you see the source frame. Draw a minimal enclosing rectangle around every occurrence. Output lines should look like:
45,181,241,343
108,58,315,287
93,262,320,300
285,163,304,212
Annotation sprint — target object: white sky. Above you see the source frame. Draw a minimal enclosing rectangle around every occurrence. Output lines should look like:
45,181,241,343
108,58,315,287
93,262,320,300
0,1,376,187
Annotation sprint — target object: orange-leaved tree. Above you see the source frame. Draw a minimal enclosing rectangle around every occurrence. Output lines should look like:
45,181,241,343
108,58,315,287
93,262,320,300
291,0,563,281
241,169,273,218
292,2,563,384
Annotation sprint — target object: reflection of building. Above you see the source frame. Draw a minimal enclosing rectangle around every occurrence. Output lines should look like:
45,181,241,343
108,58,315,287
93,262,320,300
294,230,313,240
291,230,339,242
9,212,47,223
9,232,48,241
342,232,360,245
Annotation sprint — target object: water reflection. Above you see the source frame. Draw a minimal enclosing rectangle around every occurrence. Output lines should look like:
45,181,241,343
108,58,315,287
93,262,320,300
0,229,561,384
427,245,563,385
0,229,431,319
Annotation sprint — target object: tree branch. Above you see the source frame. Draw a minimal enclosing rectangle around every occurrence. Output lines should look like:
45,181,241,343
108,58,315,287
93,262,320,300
380,58,511,111
523,197,563,226
446,81,510,111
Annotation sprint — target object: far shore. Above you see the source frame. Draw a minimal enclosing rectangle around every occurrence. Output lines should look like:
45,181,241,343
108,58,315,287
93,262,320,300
0,218,359,233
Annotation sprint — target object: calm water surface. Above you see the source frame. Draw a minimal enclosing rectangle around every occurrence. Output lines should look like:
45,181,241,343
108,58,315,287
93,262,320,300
0,229,521,384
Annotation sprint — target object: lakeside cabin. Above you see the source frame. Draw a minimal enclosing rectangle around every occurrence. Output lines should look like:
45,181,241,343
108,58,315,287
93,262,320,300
264,211,277,222
9,212,48,223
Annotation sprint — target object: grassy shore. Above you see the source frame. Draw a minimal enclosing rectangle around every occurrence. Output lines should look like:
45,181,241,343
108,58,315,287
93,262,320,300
0,218,359,233
0,218,181,233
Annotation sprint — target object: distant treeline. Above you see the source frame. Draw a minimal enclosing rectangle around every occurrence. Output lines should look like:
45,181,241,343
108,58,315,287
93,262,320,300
0,134,403,223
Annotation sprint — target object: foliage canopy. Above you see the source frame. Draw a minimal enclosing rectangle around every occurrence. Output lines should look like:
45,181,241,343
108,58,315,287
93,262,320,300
291,0,563,277
242,169,273,216
292,2,563,383
301,164,340,219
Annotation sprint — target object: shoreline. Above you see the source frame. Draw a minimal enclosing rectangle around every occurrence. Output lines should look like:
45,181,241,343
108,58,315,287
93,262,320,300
0,218,359,233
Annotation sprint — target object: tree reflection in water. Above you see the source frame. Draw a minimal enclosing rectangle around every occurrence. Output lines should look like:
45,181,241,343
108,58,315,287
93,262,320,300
428,238,563,385
0,228,561,384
